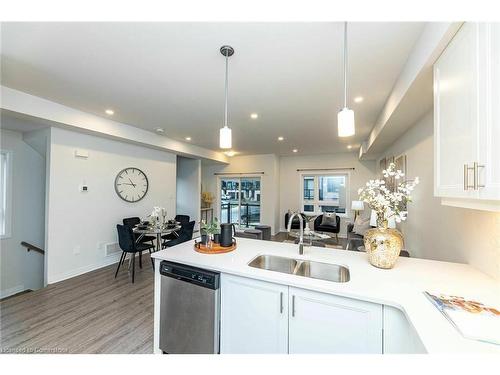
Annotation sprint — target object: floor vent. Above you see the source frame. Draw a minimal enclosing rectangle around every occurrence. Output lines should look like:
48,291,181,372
105,242,121,256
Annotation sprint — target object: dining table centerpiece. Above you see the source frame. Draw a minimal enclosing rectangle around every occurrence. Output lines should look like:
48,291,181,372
358,163,419,269
149,206,167,229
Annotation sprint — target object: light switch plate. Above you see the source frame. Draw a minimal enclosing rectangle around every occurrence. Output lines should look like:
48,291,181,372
74,149,89,159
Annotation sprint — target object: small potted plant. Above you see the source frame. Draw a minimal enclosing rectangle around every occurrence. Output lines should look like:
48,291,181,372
200,218,220,247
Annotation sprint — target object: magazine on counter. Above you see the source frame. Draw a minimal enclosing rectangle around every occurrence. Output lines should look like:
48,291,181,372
424,292,500,345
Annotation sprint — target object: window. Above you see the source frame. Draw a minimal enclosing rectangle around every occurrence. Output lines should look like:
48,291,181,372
301,173,348,214
220,177,261,228
0,150,12,238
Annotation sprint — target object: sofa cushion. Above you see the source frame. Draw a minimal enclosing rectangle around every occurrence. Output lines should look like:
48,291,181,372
352,216,371,236
320,212,337,226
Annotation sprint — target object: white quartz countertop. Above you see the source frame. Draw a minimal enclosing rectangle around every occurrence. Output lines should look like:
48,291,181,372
152,238,500,353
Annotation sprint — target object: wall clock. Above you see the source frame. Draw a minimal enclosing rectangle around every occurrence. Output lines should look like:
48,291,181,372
114,167,149,203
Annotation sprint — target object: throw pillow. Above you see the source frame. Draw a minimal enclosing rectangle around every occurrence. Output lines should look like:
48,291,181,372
320,212,337,227
352,216,371,236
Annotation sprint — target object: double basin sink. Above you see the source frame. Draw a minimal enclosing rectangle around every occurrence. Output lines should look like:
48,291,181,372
248,254,350,283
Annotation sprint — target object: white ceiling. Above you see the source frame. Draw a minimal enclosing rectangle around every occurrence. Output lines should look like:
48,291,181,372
0,22,425,156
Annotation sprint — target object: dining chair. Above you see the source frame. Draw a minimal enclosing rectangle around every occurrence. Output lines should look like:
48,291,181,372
115,224,155,283
163,220,195,248
161,214,191,242
123,217,156,247
175,214,190,225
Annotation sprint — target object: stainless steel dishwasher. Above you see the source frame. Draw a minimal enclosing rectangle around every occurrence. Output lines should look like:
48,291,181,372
159,261,220,354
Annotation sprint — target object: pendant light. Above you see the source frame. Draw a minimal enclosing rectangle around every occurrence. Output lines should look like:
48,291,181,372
338,22,355,137
219,45,234,149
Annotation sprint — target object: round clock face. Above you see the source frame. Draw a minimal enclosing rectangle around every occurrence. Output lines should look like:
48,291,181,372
114,167,149,203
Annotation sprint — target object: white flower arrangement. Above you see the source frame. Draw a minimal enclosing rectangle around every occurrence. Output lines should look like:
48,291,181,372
149,206,167,227
358,163,419,226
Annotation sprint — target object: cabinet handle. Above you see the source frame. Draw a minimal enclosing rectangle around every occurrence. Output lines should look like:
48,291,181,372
291,295,295,317
280,292,283,314
464,164,469,190
473,162,485,189
463,163,475,190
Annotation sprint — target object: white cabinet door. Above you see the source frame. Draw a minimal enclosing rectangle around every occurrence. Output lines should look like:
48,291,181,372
478,22,500,201
434,23,480,199
288,287,383,354
383,306,426,354
220,274,288,354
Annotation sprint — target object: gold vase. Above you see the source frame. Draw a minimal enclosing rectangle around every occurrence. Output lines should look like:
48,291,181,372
364,218,404,269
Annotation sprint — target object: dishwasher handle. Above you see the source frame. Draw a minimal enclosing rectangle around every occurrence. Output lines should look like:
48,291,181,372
160,260,220,290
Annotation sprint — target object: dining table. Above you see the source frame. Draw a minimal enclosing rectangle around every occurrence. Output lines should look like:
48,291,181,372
134,223,181,252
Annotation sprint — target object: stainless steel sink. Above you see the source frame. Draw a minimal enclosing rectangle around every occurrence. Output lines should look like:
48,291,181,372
248,255,350,283
295,260,350,282
248,255,298,274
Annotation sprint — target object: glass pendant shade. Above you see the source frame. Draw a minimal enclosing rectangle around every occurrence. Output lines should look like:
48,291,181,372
219,126,232,149
337,107,355,137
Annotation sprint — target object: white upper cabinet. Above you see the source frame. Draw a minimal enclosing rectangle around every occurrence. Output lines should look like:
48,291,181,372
288,287,383,354
478,23,500,201
434,22,500,211
220,274,288,354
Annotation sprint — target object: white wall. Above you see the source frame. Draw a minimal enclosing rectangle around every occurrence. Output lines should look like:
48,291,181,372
0,129,45,298
46,127,176,283
379,111,500,280
201,154,280,234
279,153,376,235
176,156,201,231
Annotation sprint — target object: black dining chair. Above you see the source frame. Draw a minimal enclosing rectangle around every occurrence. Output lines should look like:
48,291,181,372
161,214,191,242
163,220,195,248
115,224,155,283
123,217,156,247
175,214,190,225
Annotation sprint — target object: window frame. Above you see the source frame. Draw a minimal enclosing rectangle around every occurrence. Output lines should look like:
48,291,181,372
299,171,350,217
216,174,262,229
0,149,13,239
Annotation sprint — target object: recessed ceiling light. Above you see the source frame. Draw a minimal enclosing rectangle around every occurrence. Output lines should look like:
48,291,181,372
354,96,364,103
155,128,164,133
185,137,192,141
105,109,114,115
347,145,353,149
250,113,259,119
292,149,298,153
224,150,237,157
278,136,284,141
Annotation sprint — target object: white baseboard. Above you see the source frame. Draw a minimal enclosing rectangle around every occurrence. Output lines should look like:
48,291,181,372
48,253,122,284
0,284,25,299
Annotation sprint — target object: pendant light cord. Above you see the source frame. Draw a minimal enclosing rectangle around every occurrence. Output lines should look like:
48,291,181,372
224,50,229,128
343,21,348,109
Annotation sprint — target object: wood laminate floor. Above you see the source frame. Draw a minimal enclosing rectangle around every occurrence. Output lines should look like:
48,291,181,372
0,254,154,354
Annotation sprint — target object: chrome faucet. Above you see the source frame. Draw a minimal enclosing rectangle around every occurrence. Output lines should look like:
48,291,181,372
287,211,304,255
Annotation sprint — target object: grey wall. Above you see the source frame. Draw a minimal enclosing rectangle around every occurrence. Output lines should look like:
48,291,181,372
0,128,46,298
378,111,500,280
176,156,201,231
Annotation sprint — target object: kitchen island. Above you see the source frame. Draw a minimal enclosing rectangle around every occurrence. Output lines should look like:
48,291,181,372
151,237,500,354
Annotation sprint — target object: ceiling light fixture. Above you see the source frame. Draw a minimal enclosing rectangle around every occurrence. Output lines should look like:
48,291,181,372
347,145,353,149
250,113,259,119
185,137,192,141
155,128,164,133
338,22,355,138
354,96,364,103
278,136,284,141
105,109,114,115
292,149,298,153
224,150,237,157
219,45,234,149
